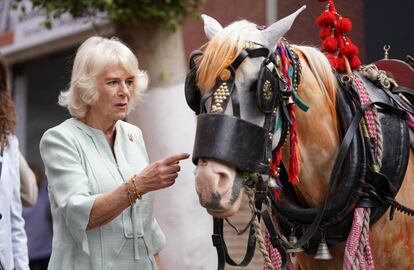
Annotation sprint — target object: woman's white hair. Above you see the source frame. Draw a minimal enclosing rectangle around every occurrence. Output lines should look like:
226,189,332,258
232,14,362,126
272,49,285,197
59,36,148,119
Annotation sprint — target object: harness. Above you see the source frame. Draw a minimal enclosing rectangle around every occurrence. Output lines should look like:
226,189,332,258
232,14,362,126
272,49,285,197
185,38,414,269
273,71,411,255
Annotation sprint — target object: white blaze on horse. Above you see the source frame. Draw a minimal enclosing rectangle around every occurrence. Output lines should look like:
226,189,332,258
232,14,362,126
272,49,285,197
186,5,414,270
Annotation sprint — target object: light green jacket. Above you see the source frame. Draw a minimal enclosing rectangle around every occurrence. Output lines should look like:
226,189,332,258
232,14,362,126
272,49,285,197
40,118,165,270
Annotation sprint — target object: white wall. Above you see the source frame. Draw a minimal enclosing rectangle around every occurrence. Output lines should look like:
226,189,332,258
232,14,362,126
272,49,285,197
128,83,217,270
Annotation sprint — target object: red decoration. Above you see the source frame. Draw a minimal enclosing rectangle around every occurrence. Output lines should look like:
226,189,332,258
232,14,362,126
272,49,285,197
322,35,338,53
316,10,336,27
288,105,300,185
349,55,362,69
319,27,332,39
339,39,359,58
335,17,352,33
316,0,361,73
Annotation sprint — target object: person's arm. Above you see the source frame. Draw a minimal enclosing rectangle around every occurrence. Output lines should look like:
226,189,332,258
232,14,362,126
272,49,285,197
86,153,189,230
9,138,29,270
19,152,38,207
155,253,162,270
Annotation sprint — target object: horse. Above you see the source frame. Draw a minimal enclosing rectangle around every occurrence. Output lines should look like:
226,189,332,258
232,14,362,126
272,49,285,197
185,5,414,270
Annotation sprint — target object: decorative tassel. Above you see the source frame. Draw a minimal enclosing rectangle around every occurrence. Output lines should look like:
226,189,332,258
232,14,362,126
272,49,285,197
322,35,338,53
288,104,300,185
317,0,361,74
339,38,359,58
335,17,352,33
326,53,338,68
270,149,283,200
270,148,283,176
349,55,361,69
319,26,332,39
316,10,337,27
336,56,346,73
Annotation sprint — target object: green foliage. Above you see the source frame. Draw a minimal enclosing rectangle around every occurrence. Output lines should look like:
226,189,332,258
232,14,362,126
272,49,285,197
21,0,204,31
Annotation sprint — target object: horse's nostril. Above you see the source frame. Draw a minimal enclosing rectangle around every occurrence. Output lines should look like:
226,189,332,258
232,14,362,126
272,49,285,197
199,159,209,166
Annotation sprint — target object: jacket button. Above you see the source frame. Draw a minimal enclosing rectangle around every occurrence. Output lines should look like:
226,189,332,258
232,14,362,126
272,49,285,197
0,213,2,220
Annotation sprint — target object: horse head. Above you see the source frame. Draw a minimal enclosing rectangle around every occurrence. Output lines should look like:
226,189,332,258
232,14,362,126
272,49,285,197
186,6,308,218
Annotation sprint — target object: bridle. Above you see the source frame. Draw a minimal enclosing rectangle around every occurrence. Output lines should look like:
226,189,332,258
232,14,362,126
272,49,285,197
186,43,291,175
185,39,297,269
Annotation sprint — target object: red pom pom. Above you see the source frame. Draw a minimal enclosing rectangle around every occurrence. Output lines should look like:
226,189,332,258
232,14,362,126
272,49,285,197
326,54,346,73
326,53,337,68
320,27,332,39
349,55,361,69
322,35,338,53
336,56,346,73
316,11,337,27
337,35,345,50
335,17,352,33
339,39,359,58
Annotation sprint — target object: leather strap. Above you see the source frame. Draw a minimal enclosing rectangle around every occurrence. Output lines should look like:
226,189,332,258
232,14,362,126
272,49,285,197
213,217,257,269
261,209,288,270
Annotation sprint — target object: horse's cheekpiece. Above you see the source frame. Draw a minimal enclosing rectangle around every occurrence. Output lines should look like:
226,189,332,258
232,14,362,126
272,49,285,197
185,41,289,174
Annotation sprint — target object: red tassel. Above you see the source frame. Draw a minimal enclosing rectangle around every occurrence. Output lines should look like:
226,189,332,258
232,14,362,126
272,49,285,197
339,39,359,58
349,55,361,69
326,53,337,68
270,149,283,176
335,17,352,33
336,55,346,73
273,188,281,200
288,105,300,185
319,27,332,39
337,35,345,50
316,11,337,27
322,35,338,53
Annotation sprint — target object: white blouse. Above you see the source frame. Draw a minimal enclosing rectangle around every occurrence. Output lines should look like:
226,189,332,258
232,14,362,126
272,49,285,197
40,118,165,270
0,135,29,270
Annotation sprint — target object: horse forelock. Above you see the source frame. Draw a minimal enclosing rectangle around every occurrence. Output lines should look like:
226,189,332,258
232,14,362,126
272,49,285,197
197,20,258,93
293,45,339,133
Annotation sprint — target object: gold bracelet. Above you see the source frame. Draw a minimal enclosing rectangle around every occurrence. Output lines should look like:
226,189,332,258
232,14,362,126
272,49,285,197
130,175,142,200
125,182,136,205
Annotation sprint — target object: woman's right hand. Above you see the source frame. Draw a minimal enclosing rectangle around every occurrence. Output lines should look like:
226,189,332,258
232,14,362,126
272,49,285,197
134,153,190,195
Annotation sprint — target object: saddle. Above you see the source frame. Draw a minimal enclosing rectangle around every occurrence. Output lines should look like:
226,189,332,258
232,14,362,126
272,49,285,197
272,70,410,254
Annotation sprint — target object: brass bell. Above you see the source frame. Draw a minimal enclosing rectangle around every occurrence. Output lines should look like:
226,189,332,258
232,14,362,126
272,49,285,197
287,234,304,254
314,238,333,261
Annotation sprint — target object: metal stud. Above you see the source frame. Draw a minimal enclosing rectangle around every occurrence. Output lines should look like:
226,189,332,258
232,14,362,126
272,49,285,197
268,132,273,140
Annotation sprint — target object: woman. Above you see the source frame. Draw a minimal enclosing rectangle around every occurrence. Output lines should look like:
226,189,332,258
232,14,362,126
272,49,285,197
0,54,29,270
39,36,189,270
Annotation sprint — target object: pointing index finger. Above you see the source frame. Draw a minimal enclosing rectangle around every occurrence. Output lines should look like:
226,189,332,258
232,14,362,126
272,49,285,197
164,153,190,164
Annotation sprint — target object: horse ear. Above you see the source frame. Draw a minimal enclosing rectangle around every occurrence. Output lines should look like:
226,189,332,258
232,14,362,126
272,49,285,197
261,5,306,48
201,14,223,40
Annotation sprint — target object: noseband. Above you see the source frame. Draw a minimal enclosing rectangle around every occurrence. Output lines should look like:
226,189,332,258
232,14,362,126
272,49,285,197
185,42,292,175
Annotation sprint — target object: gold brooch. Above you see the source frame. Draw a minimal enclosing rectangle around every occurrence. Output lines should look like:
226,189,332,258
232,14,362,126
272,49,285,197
128,134,133,142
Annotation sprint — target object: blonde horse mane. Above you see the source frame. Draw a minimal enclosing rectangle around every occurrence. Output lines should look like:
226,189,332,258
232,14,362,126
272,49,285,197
293,45,339,132
196,20,257,93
